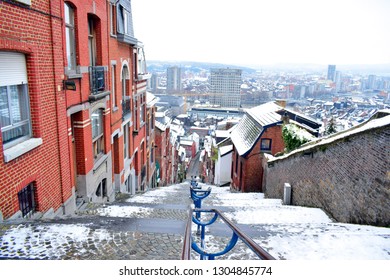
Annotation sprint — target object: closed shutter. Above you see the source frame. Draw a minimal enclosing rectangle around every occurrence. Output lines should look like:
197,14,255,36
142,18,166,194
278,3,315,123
0,52,28,87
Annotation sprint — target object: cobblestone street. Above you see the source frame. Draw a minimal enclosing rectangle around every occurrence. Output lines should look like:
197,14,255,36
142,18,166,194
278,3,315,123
0,182,389,260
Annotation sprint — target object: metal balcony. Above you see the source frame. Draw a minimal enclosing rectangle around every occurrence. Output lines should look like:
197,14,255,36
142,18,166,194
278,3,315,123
89,66,110,101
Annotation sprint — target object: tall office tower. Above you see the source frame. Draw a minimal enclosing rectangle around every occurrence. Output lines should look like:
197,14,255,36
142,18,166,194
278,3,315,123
327,65,336,82
166,66,182,93
368,74,377,90
210,68,242,108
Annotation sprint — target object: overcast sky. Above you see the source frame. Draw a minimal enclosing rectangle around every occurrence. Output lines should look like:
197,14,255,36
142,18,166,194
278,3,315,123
132,0,390,66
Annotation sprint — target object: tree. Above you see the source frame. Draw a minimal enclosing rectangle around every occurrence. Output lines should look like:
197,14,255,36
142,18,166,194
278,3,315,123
282,124,315,152
325,117,337,135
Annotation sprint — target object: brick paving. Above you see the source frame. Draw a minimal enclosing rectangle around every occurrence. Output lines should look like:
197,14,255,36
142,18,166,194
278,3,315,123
1,182,389,260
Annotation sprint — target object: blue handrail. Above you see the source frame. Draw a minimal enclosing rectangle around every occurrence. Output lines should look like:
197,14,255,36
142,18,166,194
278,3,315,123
190,187,211,209
190,186,212,234
182,208,275,260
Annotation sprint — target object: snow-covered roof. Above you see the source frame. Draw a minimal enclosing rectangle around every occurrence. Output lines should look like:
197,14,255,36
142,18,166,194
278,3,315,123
155,120,168,131
180,139,194,146
230,114,264,156
231,102,284,156
220,145,233,156
146,92,157,107
215,130,231,138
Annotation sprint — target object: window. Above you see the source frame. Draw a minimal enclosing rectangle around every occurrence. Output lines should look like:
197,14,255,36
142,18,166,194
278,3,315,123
91,109,104,159
123,123,129,159
134,97,138,130
64,3,77,71
137,48,147,75
18,183,36,218
121,66,131,116
111,64,116,108
260,138,272,151
88,16,97,66
109,3,116,36
0,52,31,149
140,101,145,124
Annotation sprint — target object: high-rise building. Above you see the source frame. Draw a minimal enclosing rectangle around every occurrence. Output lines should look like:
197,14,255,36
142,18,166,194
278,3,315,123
327,65,336,82
368,75,377,90
210,68,242,108
166,66,182,93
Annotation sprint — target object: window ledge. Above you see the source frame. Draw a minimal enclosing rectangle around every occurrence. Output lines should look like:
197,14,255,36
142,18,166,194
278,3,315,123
66,73,83,79
4,138,43,163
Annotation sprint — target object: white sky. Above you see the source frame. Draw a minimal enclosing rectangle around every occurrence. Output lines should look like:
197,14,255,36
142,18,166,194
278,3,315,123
131,0,390,66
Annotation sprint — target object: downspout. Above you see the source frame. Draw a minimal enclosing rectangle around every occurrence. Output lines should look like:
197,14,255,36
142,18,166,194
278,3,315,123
50,0,66,215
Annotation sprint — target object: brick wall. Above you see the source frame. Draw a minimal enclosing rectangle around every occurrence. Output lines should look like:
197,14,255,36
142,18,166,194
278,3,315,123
0,0,73,219
264,124,390,226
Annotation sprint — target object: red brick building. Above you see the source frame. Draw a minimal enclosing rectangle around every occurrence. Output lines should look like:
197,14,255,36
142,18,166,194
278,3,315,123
146,92,157,189
107,0,151,195
0,0,153,221
0,0,74,220
63,0,113,205
230,101,320,192
155,120,170,186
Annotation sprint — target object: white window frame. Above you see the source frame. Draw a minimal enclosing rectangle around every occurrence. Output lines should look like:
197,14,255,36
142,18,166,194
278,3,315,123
123,123,129,160
1,84,32,149
91,109,104,160
64,3,77,72
111,64,117,109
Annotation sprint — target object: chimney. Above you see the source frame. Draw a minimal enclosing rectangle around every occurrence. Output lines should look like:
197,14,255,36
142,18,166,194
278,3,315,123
275,99,286,108
282,111,290,124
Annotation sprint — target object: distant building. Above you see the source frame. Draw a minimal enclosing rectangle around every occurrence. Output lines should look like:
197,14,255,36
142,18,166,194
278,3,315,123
148,73,159,93
368,75,376,90
327,65,336,82
166,66,182,93
155,94,186,117
210,68,242,108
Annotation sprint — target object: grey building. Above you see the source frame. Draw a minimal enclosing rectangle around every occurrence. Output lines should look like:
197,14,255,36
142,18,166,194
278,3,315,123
327,65,336,82
210,68,242,108
166,66,182,93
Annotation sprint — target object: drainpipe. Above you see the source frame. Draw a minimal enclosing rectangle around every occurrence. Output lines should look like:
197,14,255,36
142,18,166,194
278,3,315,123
50,0,66,215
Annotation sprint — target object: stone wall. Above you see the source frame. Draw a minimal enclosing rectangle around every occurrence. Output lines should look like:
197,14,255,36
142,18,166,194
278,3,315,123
263,123,390,226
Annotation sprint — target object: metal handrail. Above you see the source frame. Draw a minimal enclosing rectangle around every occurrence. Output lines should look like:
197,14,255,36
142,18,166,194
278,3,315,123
182,208,275,260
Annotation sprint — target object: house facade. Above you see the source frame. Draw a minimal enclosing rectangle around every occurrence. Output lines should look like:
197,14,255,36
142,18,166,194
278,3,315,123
0,0,74,220
230,101,321,192
0,0,153,221
63,0,114,206
107,0,151,195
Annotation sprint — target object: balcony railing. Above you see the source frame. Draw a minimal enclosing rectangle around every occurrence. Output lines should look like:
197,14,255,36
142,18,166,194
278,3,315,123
89,66,107,95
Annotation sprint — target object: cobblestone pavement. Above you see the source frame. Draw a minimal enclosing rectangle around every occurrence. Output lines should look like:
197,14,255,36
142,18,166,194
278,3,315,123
1,182,389,260
0,182,265,260
0,183,193,260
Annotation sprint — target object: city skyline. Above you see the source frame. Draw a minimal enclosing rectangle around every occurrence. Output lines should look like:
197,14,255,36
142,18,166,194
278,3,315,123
132,0,390,67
